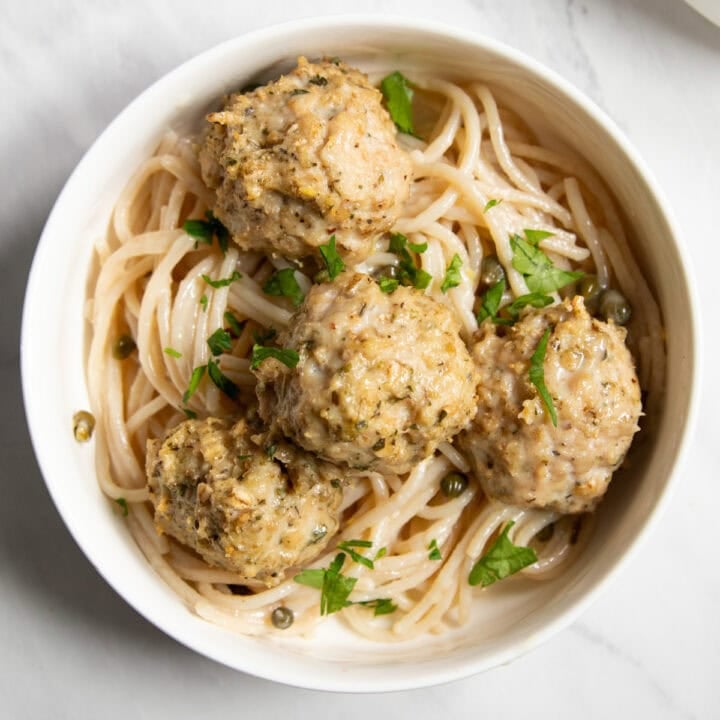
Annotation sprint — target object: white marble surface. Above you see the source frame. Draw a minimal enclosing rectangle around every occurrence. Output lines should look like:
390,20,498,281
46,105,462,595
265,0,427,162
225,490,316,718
2,0,719,717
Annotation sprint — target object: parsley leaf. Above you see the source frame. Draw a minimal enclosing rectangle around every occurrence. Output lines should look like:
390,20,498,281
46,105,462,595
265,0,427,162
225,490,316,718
484,199,502,212
510,231,583,294
181,407,197,419
115,498,129,517
183,365,206,404
309,75,328,86
207,358,239,400
183,211,230,254
378,276,399,294
318,235,345,281
408,241,428,253
202,270,242,289
468,521,538,587
441,253,463,293
199,295,208,311
505,292,553,320
207,328,232,357
263,268,304,306
164,347,182,358
357,598,397,616
224,311,245,337
428,539,442,561
380,71,415,135
250,344,300,371
337,539,375,569
375,547,387,560
477,278,506,323
388,232,433,290
293,568,325,589
321,553,358,615
529,327,557,426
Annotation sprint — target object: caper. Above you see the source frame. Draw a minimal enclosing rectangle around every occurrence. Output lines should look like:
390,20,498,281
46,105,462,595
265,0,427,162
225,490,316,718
271,606,294,629
112,333,136,360
480,255,505,287
578,274,603,314
440,471,468,498
73,410,96,442
599,289,631,326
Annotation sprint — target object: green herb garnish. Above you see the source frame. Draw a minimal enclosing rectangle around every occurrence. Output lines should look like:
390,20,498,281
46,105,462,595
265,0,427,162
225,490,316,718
511,230,583,294
183,211,230,254
337,540,375,570
181,407,197,419
477,278,506,323
115,498,129,517
309,75,328,86
263,268,304,306
469,521,537,587
505,292,553,320
202,270,242,289
290,88,309,96
294,553,358,616
199,295,208,311
250,344,300,371
388,232,432,290
224,311,245,337
253,327,277,344
183,365,207,404
529,327,557,426
375,547,387,560
441,253,463,293
207,358,239,399
378,276,399,294
428,539,442,561
484,199,502,212
265,443,277,459
380,71,415,135
164,347,182,358
207,328,232,357
318,235,345,281
357,598,397,616
408,241,427,253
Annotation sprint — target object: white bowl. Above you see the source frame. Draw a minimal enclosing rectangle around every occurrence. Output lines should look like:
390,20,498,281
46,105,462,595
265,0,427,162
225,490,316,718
21,16,699,692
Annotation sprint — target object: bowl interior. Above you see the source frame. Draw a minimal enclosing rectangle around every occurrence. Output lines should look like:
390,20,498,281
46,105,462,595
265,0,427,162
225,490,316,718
21,17,695,691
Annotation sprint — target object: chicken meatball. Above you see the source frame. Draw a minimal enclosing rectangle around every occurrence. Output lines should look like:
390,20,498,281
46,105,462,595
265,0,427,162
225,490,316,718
198,57,412,262
146,417,343,586
460,296,642,514
254,272,479,474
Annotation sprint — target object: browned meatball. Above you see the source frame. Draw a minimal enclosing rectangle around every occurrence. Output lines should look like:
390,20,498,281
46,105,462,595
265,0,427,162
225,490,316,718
460,296,642,513
198,57,412,262
253,273,479,474
146,417,343,586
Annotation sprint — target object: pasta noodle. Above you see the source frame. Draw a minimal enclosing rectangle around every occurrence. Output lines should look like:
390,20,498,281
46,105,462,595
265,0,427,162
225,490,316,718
85,75,663,640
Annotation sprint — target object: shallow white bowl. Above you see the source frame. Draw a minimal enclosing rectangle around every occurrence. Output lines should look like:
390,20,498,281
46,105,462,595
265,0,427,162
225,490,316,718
21,16,699,692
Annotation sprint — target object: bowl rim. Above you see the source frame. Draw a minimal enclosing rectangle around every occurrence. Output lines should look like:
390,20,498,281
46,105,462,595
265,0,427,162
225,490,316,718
21,13,701,692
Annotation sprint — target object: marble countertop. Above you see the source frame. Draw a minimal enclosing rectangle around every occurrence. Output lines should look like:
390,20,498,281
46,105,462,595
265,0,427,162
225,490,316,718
2,1,718,717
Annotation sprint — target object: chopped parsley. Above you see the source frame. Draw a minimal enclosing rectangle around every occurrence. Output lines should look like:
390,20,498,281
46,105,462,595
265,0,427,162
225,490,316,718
378,276,399,294
183,211,230,254
309,75,328,86
318,235,345,281
357,598,397,616
440,253,463,293
199,295,208,311
476,278,506,323
207,358,239,400
115,498,129,517
294,553,357,616
181,407,197,419
263,268,304,306
294,554,397,617
388,232,432,290
428,539,442,561
468,521,538,587
202,270,242,289
207,328,232,356
164,347,182,358
290,88,309,96
511,230,583,294
505,292,553,320
374,547,387,560
380,71,415,135
183,365,206,404
224,311,245,337
484,198,502,212
529,327,557,426
250,344,300,371
337,539,375,570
